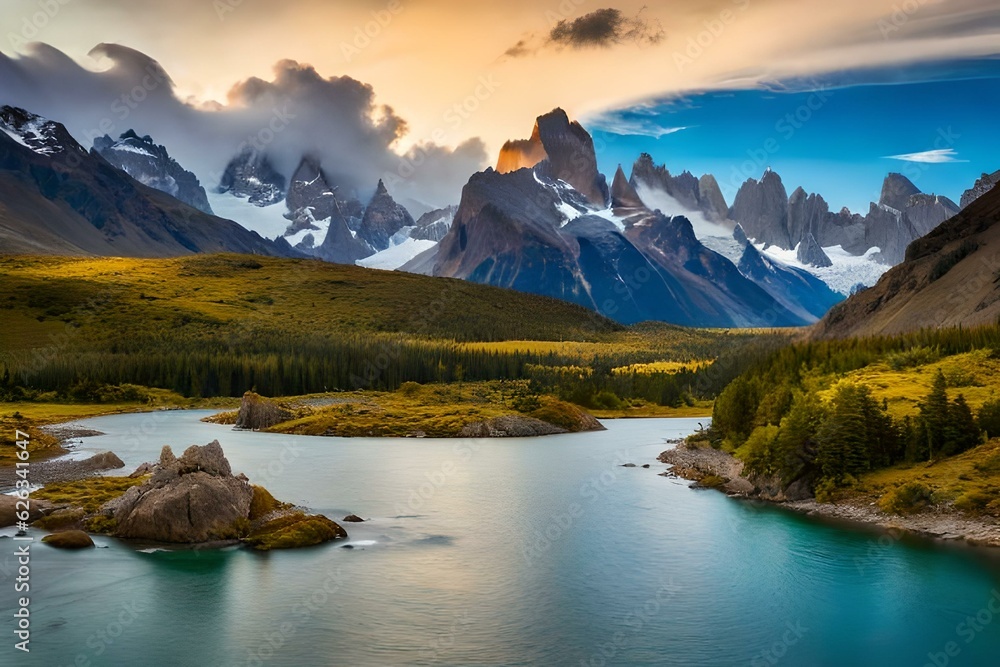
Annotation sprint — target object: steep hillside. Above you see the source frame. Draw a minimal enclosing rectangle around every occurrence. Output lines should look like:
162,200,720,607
815,182,1000,338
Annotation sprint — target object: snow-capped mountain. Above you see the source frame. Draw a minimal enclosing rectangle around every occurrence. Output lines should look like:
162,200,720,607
1,105,85,157
94,130,213,214
0,105,295,258
217,147,286,207
209,148,448,270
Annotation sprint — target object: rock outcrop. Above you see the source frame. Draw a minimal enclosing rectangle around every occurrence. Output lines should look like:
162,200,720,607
0,495,51,527
100,441,348,549
611,165,643,209
533,108,609,207
698,174,729,222
796,232,832,268
234,391,292,430
459,415,569,437
728,169,790,248
105,442,254,543
629,153,729,222
961,170,1000,209
879,172,922,212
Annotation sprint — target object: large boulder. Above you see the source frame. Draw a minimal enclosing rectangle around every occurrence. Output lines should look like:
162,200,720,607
104,441,253,543
41,530,94,549
0,495,50,527
177,440,231,476
101,441,347,549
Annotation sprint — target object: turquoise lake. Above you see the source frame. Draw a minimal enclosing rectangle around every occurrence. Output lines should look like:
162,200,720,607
2,412,1000,666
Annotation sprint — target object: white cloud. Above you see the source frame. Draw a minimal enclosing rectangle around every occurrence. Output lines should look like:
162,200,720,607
584,112,691,138
883,148,968,163
632,181,733,239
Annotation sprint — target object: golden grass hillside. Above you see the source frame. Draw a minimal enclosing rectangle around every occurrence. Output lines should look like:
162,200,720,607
815,349,1000,419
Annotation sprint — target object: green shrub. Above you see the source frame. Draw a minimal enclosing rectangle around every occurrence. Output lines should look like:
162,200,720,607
954,490,993,515
592,390,623,410
885,346,940,371
879,482,934,514
398,381,422,398
698,474,726,489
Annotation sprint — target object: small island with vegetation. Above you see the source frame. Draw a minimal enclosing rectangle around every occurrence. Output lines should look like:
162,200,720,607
206,383,604,438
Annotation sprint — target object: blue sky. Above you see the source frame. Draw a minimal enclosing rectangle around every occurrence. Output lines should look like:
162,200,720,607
587,59,1000,214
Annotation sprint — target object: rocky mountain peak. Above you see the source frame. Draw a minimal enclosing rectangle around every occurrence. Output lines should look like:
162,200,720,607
358,179,415,251
531,107,609,207
611,164,643,209
94,129,213,214
729,169,790,249
697,174,729,222
879,172,921,212
217,147,286,207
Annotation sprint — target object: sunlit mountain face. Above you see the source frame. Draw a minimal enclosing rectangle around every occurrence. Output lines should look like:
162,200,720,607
588,59,1000,215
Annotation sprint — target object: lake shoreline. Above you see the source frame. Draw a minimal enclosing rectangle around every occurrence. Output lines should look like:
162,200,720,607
658,439,1000,549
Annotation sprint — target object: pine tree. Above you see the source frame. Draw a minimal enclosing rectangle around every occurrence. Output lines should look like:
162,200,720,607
918,370,950,461
775,391,826,481
943,394,981,456
816,384,871,482
977,399,1000,438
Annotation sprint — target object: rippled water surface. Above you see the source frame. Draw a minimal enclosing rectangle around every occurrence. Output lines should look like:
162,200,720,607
3,411,1000,666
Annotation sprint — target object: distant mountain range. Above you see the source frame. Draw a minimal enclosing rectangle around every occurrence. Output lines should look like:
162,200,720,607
2,102,996,330
401,108,834,327
0,106,293,258
212,148,448,267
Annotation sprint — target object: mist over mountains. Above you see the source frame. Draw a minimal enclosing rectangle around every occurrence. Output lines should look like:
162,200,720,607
0,43,487,212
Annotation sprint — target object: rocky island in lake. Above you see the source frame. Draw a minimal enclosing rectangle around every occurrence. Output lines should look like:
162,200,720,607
31,441,347,551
